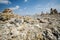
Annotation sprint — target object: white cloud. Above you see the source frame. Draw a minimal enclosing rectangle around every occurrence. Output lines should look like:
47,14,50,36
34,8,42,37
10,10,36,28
24,0,28,2
0,0,11,4
9,5,20,10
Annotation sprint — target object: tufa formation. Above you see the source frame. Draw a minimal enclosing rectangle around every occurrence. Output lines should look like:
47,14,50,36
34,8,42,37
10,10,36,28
0,8,60,40
2,9,13,13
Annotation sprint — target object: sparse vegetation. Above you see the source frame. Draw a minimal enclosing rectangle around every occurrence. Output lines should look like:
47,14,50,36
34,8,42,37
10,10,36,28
50,8,58,14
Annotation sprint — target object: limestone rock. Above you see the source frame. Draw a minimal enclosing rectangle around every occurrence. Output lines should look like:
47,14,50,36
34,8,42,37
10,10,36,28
0,9,60,40
2,9,13,13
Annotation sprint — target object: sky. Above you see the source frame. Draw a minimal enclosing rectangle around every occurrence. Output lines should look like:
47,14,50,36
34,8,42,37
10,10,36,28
0,0,60,15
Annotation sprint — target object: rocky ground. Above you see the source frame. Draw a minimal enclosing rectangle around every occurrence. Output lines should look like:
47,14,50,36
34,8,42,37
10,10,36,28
0,8,60,40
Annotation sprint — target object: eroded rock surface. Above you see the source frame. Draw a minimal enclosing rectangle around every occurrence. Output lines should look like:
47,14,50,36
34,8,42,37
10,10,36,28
0,9,60,40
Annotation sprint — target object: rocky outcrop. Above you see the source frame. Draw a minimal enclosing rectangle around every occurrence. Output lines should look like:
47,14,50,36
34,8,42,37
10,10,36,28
2,9,13,13
0,9,60,40
0,9,22,21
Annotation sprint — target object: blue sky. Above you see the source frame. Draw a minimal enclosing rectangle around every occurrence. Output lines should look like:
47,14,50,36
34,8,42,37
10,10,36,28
0,0,60,15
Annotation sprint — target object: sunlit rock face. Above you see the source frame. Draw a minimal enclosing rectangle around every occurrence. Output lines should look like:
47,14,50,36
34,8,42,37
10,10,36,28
0,9,60,40
2,9,13,13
